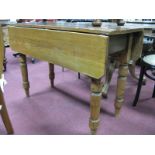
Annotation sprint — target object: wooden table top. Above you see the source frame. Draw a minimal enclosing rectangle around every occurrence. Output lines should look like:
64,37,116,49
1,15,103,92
126,21,155,24
125,22,155,30
10,21,144,36
144,33,155,38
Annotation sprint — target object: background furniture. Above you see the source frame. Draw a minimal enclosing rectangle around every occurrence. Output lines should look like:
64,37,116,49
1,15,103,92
102,21,155,98
0,20,10,71
133,51,155,106
8,21,143,134
0,26,13,134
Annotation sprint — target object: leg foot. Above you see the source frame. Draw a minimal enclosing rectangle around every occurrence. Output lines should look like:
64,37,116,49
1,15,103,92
114,99,123,117
90,129,97,135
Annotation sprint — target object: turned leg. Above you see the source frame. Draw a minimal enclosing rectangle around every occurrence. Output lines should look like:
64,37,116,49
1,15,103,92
115,53,128,117
128,60,146,84
89,78,102,134
49,63,55,88
102,60,116,98
18,54,30,97
3,48,7,72
0,89,13,134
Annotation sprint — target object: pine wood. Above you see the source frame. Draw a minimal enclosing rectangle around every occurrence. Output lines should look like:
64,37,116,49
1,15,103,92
89,78,102,134
18,54,30,97
0,26,13,134
114,34,133,116
102,30,144,98
2,26,9,47
10,22,143,36
0,88,14,134
8,22,144,134
9,26,109,79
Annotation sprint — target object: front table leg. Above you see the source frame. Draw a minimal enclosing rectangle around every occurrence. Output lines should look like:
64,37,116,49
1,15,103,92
115,53,128,117
0,89,14,134
89,78,102,134
49,63,55,88
18,54,30,97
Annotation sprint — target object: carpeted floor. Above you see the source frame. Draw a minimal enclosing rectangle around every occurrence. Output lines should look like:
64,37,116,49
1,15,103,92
0,48,155,135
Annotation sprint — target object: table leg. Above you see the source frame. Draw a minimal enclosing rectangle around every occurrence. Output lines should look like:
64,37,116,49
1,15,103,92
0,89,14,134
18,54,30,97
89,78,102,134
3,48,7,72
49,63,55,88
102,60,116,98
114,53,128,117
78,72,81,79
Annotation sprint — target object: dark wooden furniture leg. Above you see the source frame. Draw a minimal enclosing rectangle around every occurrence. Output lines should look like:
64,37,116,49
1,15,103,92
152,84,155,98
78,72,81,79
18,54,30,97
49,63,55,88
0,89,13,134
132,66,145,106
89,78,102,134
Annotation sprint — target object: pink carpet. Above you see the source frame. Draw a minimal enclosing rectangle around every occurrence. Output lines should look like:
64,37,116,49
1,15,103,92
0,47,155,134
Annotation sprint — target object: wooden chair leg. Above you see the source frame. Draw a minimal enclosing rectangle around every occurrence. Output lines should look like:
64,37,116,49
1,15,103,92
0,89,13,134
49,63,55,88
89,78,102,135
78,72,80,79
152,84,155,98
133,66,145,106
18,54,30,97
